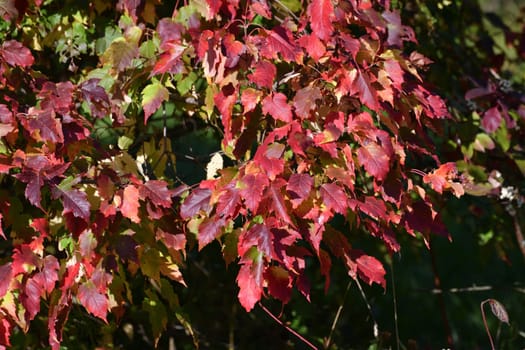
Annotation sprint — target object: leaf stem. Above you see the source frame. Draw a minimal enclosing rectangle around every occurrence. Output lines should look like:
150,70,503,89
258,302,318,350
324,280,352,349
480,299,496,350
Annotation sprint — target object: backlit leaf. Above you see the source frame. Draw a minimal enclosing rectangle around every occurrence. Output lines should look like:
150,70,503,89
139,180,172,208
357,141,390,181
248,60,276,89
320,183,348,214
180,188,212,219
262,93,292,122
78,281,109,322
308,0,334,41
121,185,140,223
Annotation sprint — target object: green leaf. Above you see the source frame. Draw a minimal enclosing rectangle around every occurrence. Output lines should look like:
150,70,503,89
143,290,167,347
141,81,169,123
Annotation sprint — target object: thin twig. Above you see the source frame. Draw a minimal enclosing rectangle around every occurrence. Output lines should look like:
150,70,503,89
390,256,400,350
355,278,379,338
429,240,454,347
259,302,318,350
324,280,352,349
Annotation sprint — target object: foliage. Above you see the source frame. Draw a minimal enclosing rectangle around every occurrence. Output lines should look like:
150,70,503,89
0,0,522,348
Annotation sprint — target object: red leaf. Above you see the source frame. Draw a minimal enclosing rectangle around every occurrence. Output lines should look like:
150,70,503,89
198,217,226,250
0,264,12,298
268,181,293,226
293,85,322,119
79,79,110,119
180,188,212,219
156,229,186,251
142,82,169,124
260,27,302,63
357,140,390,181
481,106,502,133
77,281,109,322
248,60,276,89
237,254,264,312
0,318,11,347
139,180,172,208
286,173,313,208
262,93,292,122
354,253,386,288
121,185,140,223
0,40,34,67
12,244,38,275
358,196,388,221
151,41,185,76
354,70,379,111
384,60,404,90
423,162,458,194
239,223,273,257
23,275,43,321
240,173,269,213
298,34,326,60
216,186,241,219
241,88,262,113
214,84,237,141
37,255,59,294
52,186,91,222
22,108,64,143
320,183,348,214
156,18,183,44
308,0,334,41
265,266,291,303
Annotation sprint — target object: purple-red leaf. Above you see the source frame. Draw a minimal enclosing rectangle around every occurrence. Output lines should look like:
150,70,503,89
1,40,34,67
354,70,379,111
265,266,291,303
22,108,64,144
355,253,386,288
320,183,348,214
77,281,109,322
237,254,264,312
240,173,269,213
260,27,302,63
139,180,172,208
293,86,321,119
287,173,313,208
180,188,212,219
481,106,502,133
0,263,12,298
487,299,509,324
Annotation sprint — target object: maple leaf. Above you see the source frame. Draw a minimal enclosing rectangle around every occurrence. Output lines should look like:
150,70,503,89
22,108,64,144
52,184,91,222
0,40,34,67
298,34,326,61
214,84,237,141
198,217,225,250
354,69,379,111
237,252,264,312
357,140,390,181
240,173,269,213
353,252,386,288
156,18,183,44
320,183,348,214
151,41,185,76
77,281,109,322
23,275,44,321
260,27,302,63
156,229,186,251
248,60,276,89
101,37,138,72
262,93,292,122
268,181,294,226
481,106,502,133
265,266,291,303
357,196,388,221
241,88,262,113
35,255,59,294
293,85,322,119
287,173,313,208
139,180,172,208
423,162,464,197
121,185,140,223
180,188,212,219
307,0,334,41
142,81,169,124
79,79,111,118
238,223,273,258
0,318,11,347
38,81,74,115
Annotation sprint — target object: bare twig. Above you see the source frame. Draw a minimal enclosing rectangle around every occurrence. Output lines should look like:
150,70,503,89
429,240,454,347
390,257,400,350
355,278,379,338
323,280,352,349
480,299,496,350
259,303,318,350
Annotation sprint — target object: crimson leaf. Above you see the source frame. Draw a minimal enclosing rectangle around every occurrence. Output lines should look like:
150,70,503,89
1,40,34,67
307,0,334,41
77,281,109,322
262,93,292,122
